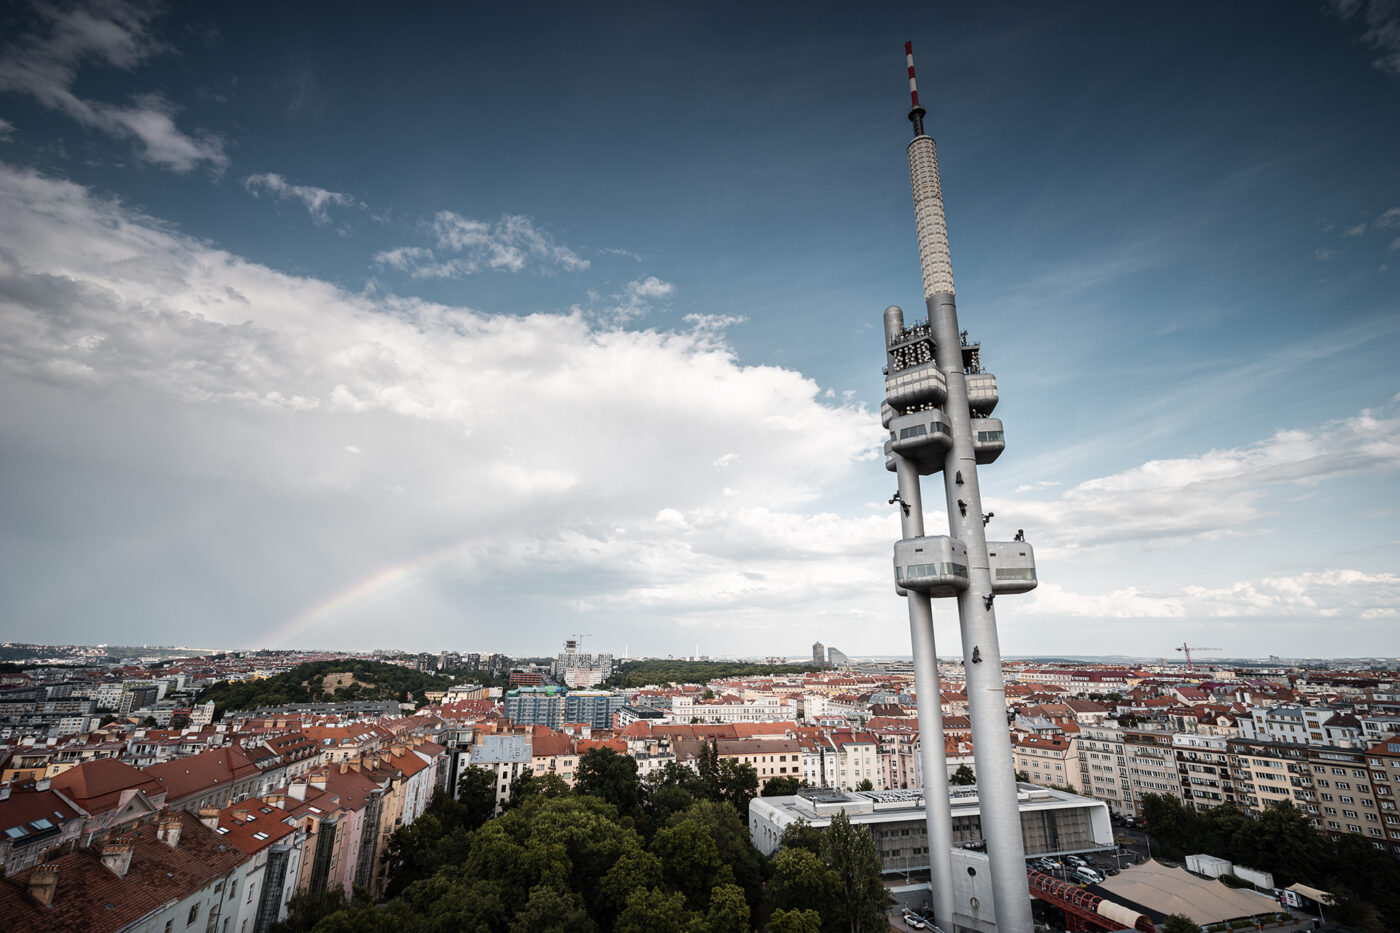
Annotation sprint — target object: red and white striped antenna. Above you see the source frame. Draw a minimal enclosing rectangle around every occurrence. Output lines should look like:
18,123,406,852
905,41,927,137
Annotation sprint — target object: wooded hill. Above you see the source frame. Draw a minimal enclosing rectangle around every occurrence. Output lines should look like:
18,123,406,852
199,659,452,716
606,660,816,689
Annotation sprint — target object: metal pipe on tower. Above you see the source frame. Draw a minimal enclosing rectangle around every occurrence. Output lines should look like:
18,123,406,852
882,42,1038,932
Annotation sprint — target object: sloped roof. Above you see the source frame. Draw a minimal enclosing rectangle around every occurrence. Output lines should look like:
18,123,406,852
0,784,84,842
217,802,297,854
142,745,260,802
49,760,163,814
0,812,248,933
1095,859,1281,924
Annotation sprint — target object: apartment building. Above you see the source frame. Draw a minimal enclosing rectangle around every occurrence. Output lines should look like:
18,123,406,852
1173,733,1234,811
1123,728,1183,810
1077,724,1134,816
1363,736,1400,856
1012,733,1081,792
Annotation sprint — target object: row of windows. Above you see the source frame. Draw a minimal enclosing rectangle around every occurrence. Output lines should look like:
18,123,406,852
897,562,968,581
897,422,950,440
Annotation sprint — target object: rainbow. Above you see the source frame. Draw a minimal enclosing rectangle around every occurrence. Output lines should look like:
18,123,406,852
264,540,476,647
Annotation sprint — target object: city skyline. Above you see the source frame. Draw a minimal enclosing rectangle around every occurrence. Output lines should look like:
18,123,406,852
1,3,1398,657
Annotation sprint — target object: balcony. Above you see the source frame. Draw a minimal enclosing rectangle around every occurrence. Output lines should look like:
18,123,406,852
971,418,1005,464
894,536,969,597
986,541,1037,594
885,362,947,411
884,410,953,474
966,373,998,414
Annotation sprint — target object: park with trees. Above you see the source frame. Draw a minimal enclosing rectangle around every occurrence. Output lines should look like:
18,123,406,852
273,747,888,933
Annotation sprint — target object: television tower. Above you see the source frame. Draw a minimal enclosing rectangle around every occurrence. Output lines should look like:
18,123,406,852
883,42,1038,930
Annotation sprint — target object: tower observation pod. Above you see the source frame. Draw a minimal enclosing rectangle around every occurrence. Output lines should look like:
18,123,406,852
884,42,1038,932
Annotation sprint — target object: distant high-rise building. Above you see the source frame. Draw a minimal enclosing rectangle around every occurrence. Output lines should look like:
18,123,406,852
503,686,623,730
551,639,613,687
812,642,826,666
827,647,850,668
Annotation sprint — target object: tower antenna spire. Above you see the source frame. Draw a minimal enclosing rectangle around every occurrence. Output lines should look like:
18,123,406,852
905,41,926,137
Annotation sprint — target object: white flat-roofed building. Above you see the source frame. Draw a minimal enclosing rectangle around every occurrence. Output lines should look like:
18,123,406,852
748,784,1112,874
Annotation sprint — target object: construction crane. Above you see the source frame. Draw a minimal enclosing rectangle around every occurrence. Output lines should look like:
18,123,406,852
1175,643,1220,671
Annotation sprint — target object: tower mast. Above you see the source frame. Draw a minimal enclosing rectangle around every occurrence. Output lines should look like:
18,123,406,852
883,41,1038,931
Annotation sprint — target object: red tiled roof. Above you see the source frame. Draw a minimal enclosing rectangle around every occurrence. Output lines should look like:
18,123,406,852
0,811,249,933
216,803,296,855
0,784,84,838
142,745,261,802
49,760,164,814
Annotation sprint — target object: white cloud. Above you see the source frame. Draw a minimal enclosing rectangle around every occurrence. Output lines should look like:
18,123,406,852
374,210,589,278
1315,248,1338,262
0,3,227,172
1379,206,1400,228
1000,408,1400,552
0,118,14,141
244,173,359,227
578,276,678,324
1343,222,1367,237
628,276,674,300
0,163,877,645
1025,570,1400,620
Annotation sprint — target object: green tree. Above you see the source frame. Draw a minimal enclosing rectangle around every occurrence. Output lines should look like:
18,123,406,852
704,882,750,933
1160,914,1201,933
950,764,976,785
821,810,889,933
717,759,759,817
777,819,824,856
269,888,350,932
652,817,729,910
616,887,698,933
458,765,499,826
697,740,720,790
509,884,596,933
762,776,804,797
575,747,641,815
767,908,823,933
1141,792,1195,861
854,778,873,792
509,771,572,809
1242,800,1327,887
600,851,665,926
769,846,838,920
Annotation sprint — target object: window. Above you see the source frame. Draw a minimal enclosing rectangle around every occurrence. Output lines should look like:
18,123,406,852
188,903,200,925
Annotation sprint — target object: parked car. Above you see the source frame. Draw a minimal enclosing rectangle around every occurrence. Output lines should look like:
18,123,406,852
1072,866,1104,885
1064,856,1087,868
1101,865,1119,876
903,912,927,929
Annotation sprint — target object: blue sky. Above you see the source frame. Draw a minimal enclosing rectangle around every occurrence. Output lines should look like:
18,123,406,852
0,2,1397,659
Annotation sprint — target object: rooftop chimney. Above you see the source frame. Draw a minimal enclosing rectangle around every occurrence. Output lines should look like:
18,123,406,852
100,841,134,878
28,864,59,907
0,784,10,801
197,807,221,832
33,778,50,792
157,815,182,848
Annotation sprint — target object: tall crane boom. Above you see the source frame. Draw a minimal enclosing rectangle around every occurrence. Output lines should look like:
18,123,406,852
1175,642,1221,671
